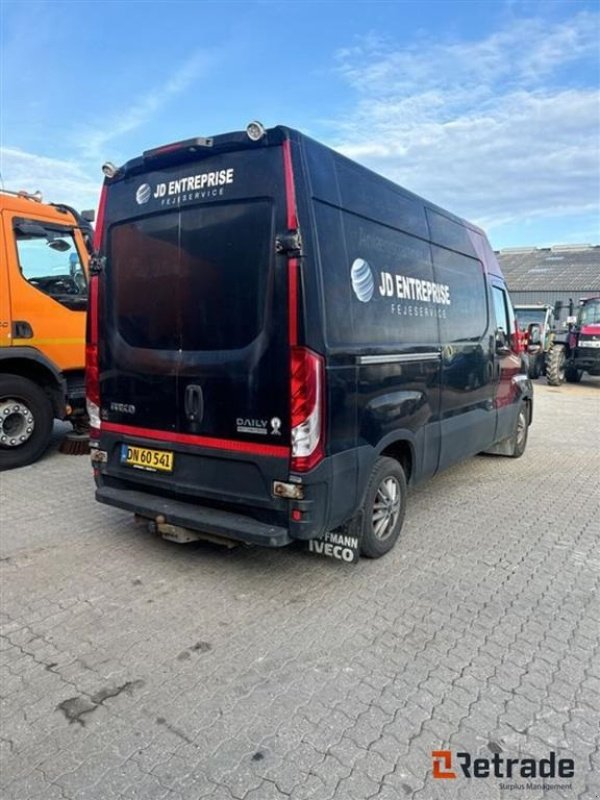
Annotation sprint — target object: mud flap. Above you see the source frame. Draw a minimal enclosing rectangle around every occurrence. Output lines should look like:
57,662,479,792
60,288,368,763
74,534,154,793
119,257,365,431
484,436,513,456
306,515,362,564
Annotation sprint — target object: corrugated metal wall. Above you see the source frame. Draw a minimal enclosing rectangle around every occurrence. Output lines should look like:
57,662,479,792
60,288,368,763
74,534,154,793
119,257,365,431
509,290,598,322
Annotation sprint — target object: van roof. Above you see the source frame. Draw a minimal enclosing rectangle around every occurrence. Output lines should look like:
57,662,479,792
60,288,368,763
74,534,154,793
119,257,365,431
107,124,486,239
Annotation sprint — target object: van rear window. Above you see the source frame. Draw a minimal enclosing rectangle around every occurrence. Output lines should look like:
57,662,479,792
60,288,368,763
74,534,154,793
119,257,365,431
110,200,272,351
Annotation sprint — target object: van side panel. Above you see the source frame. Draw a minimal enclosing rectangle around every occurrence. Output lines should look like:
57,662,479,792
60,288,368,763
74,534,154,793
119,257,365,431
297,136,442,497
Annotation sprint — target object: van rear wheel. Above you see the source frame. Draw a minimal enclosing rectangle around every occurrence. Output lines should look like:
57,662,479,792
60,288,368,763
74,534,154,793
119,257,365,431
0,376,53,470
358,457,407,558
508,404,529,459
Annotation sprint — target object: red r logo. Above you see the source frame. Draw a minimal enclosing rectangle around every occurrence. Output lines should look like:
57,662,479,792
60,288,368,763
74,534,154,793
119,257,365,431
432,750,457,779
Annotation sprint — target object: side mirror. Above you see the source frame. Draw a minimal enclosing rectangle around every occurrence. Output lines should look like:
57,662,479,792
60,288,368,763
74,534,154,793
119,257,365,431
48,238,71,252
81,209,95,222
527,323,541,346
496,328,510,354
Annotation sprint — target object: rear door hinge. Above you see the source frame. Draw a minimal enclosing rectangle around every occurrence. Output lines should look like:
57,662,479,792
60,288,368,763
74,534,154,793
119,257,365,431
276,231,302,257
90,255,106,274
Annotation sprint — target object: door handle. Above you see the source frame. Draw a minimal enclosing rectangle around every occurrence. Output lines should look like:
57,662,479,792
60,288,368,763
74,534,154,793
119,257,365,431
184,384,204,428
12,321,33,339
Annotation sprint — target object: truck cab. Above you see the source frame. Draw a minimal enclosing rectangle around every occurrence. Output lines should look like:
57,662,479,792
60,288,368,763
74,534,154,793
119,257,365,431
0,189,92,468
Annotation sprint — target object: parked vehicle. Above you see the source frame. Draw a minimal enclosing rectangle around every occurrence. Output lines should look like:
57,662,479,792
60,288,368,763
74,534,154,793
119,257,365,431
546,296,600,385
515,304,555,378
0,189,93,469
88,123,532,559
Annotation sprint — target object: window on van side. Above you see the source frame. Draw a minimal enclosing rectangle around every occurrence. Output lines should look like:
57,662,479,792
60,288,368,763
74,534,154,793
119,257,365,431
426,209,479,259
431,246,488,342
492,286,510,334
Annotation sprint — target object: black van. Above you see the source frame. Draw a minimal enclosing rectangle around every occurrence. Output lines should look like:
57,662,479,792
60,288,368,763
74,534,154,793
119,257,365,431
88,123,532,559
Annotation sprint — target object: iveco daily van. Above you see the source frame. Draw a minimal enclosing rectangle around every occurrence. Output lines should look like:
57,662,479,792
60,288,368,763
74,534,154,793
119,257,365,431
88,123,533,559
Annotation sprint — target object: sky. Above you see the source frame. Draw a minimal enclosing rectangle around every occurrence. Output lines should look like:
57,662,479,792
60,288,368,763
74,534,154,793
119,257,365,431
1,0,598,250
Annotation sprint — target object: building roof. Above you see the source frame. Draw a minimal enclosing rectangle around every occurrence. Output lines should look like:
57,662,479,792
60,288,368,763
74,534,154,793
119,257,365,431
496,244,600,291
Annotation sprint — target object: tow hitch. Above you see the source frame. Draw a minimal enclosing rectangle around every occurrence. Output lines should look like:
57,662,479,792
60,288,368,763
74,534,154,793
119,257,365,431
137,515,240,549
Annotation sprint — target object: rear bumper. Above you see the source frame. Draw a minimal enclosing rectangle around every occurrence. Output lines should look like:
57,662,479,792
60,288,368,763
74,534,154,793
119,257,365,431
93,428,365,548
96,484,292,547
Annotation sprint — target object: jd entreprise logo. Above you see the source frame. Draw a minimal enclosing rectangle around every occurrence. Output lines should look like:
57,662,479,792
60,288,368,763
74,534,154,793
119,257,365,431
431,750,574,781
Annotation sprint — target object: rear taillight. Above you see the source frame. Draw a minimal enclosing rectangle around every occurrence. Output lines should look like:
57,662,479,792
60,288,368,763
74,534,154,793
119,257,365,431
86,275,100,434
511,329,523,355
290,347,324,472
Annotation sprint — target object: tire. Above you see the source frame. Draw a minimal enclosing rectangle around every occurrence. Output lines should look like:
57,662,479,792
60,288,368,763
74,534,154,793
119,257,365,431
0,376,53,470
508,403,529,459
528,357,541,380
546,344,566,386
565,367,583,383
357,457,407,558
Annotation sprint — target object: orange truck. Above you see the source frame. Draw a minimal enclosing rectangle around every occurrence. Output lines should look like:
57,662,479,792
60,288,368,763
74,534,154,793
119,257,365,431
0,188,93,469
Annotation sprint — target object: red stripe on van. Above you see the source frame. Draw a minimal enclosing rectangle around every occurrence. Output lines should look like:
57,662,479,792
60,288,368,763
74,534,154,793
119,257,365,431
103,422,290,458
89,274,99,343
93,184,107,252
288,258,299,345
282,139,297,231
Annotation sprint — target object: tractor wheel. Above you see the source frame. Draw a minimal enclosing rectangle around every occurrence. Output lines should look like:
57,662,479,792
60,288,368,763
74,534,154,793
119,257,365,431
546,344,566,386
565,367,583,383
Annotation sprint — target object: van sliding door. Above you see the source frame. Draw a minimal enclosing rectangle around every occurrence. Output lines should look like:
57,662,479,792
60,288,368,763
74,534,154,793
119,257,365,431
432,246,496,468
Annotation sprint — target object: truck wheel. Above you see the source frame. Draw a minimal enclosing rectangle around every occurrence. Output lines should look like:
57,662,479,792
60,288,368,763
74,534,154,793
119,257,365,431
358,457,407,558
0,376,53,470
546,344,566,386
565,367,582,383
508,404,529,458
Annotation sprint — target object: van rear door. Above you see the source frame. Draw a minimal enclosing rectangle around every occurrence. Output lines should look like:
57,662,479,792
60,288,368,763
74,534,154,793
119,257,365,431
100,144,291,488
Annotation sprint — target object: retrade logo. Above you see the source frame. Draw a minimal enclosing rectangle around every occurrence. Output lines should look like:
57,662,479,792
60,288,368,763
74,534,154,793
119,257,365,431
431,749,575,782
432,751,456,779
350,258,375,303
136,183,151,205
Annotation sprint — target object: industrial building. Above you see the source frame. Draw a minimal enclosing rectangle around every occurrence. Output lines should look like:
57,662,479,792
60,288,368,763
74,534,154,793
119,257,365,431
497,244,600,322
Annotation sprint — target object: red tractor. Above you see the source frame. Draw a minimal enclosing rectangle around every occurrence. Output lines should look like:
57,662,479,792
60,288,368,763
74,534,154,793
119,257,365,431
546,296,600,385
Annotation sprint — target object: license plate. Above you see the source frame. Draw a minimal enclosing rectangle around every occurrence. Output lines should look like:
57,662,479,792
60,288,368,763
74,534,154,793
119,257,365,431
120,444,174,473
